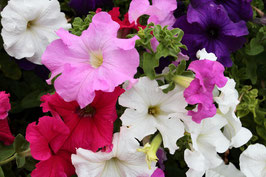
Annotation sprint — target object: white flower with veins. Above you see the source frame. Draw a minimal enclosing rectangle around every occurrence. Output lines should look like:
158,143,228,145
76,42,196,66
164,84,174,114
1,0,71,64
214,78,252,148
240,143,266,177
206,162,245,177
183,115,230,177
118,77,187,154
196,48,217,61
71,127,156,177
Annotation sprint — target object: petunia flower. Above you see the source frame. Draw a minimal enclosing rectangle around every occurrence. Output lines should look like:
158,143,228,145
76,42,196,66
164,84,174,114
69,0,113,16
31,150,75,177
240,143,266,177
42,12,139,108
0,119,15,145
128,0,177,28
183,115,230,176
71,127,156,177
119,77,186,154
151,168,165,177
26,116,70,161
1,0,71,64
41,87,124,153
0,91,14,145
206,162,245,177
214,78,252,148
190,0,253,22
184,59,227,123
26,116,74,177
0,91,11,119
173,2,248,67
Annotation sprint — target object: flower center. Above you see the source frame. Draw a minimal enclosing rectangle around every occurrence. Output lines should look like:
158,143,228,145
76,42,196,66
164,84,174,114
27,20,35,30
89,51,103,68
206,26,220,39
148,106,160,116
77,105,96,118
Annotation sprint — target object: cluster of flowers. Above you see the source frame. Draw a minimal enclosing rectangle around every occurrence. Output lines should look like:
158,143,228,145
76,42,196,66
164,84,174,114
0,0,265,177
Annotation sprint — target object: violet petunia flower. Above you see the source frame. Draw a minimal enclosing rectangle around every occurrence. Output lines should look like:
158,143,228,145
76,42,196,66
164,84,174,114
190,0,253,22
69,0,113,16
174,2,249,67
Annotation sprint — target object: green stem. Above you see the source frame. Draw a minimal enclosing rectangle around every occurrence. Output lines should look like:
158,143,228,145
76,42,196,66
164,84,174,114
0,153,17,166
0,148,31,166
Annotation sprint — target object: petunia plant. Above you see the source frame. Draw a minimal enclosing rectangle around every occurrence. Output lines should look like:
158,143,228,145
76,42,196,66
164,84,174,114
0,0,265,177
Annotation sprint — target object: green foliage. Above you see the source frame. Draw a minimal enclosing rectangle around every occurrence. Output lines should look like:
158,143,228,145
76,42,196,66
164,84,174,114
133,23,187,80
69,12,95,36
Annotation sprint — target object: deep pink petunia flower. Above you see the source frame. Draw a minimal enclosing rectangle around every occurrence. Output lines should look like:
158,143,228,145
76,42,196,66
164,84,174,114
31,150,75,177
42,12,139,108
26,116,70,161
0,119,14,145
41,87,124,153
184,60,227,123
151,168,165,177
0,91,11,119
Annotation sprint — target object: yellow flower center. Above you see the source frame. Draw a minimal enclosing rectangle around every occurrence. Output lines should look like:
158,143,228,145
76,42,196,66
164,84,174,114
148,106,160,116
90,51,103,68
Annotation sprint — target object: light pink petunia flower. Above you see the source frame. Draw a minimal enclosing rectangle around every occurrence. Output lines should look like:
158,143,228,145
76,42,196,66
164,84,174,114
42,12,139,108
128,0,177,28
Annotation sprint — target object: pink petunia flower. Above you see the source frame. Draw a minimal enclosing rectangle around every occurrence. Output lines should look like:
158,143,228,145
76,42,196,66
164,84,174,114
128,0,177,28
0,91,11,119
0,119,14,145
0,91,14,145
26,116,74,177
31,150,75,177
184,60,227,123
40,87,124,153
42,12,139,108
26,116,70,161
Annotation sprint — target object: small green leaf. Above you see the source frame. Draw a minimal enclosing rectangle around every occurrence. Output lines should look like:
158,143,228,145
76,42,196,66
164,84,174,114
142,52,157,79
0,167,4,177
0,53,21,80
16,156,25,168
13,134,29,153
0,144,15,162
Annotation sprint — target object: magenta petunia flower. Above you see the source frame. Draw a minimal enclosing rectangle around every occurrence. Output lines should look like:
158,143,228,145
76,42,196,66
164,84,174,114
0,91,11,119
42,12,139,108
0,119,14,145
31,150,74,177
26,116,70,161
40,87,124,153
184,60,227,123
26,116,74,177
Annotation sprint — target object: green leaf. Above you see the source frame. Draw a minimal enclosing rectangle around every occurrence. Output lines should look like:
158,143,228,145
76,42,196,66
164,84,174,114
0,53,22,80
13,134,29,153
245,38,264,55
16,156,25,168
0,167,4,177
20,90,43,109
69,12,95,36
0,144,15,162
256,126,266,140
142,52,157,79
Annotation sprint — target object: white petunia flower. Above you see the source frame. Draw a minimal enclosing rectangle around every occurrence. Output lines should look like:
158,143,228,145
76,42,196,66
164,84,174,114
206,163,245,177
196,48,217,61
71,127,156,177
1,0,71,64
219,109,252,148
183,115,230,177
214,78,252,148
214,78,239,114
240,143,266,177
119,77,187,154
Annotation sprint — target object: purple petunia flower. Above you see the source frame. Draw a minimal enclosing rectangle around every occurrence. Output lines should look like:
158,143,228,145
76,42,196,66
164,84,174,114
69,0,113,16
173,2,249,67
190,0,253,22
